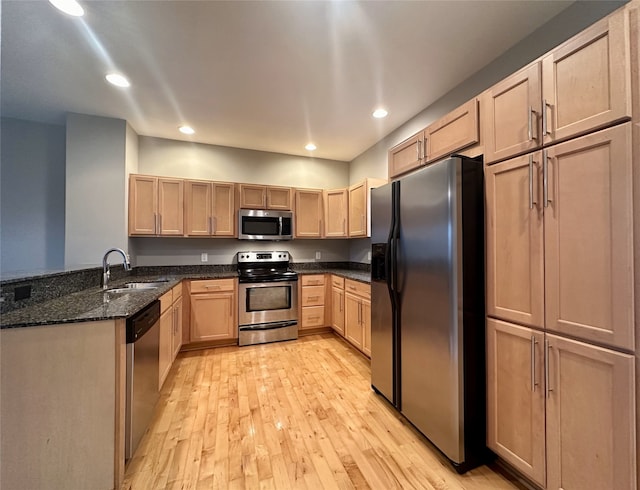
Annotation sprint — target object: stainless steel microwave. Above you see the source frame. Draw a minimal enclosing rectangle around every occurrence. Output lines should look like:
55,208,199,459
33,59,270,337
238,209,294,240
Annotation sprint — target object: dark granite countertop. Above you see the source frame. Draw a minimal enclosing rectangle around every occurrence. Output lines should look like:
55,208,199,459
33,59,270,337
1,268,369,329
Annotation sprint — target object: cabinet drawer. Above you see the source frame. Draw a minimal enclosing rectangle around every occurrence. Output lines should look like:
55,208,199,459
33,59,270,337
345,279,370,299
302,285,325,306
160,290,173,313
331,275,344,289
190,278,236,294
301,274,325,286
302,306,325,328
172,282,183,301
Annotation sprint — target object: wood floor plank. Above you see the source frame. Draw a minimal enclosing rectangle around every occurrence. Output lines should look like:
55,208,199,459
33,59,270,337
123,333,518,490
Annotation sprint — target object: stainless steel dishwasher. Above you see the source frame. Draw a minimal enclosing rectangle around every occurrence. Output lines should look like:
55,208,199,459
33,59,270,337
125,300,160,460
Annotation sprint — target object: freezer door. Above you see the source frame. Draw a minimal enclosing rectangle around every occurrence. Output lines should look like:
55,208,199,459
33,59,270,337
399,158,464,463
370,183,396,405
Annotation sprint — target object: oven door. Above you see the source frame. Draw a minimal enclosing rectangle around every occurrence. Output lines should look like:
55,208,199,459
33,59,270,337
238,281,298,326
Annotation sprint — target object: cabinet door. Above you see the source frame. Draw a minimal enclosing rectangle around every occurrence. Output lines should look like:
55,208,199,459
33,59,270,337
212,182,235,236
344,293,363,350
388,132,424,178
544,124,633,350
362,298,371,357
185,180,212,236
542,9,631,145
324,188,348,238
190,291,236,342
267,186,292,210
239,184,266,209
172,300,182,361
159,307,173,389
331,286,345,336
545,333,636,490
485,153,544,328
426,98,479,163
486,319,546,487
157,178,184,236
128,175,157,235
348,182,366,237
484,63,542,164
295,189,323,238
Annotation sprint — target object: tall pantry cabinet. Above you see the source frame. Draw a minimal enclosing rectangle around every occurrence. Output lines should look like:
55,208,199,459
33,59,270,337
484,5,638,490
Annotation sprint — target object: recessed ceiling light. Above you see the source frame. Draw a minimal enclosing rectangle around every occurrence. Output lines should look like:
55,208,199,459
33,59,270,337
372,108,388,119
179,126,195,135
105,73,130,88
49,0,84,17
305,143,317,151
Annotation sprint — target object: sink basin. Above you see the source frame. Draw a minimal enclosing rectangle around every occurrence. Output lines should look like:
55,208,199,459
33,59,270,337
124,281,169,289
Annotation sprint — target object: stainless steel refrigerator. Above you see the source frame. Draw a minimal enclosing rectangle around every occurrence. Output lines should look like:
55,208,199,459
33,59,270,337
370,155,486,473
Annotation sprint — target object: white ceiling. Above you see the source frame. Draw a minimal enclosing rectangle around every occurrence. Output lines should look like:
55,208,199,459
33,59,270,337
1,0,575,162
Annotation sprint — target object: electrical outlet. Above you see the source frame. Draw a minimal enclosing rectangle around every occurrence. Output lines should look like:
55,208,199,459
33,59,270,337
201,252,208,263
315,251,321,260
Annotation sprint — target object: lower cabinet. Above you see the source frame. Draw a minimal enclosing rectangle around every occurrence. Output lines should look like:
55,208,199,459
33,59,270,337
300,274,326,330
486,318,636,490
330,275,345,336
159,283,184,389
343,279,371,357
189,279,237,342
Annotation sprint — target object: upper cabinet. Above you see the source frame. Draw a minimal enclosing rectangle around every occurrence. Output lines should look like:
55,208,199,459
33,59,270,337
238,184,292,210
348,178,386,238
388,98,480,179
294,189,323,238
184,180,236,237
324,188,349,238
485,9,631,164
129,175,184,236
425,98,479,163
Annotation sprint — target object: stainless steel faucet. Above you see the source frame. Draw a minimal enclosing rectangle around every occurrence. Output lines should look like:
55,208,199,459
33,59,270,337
102,247,132,290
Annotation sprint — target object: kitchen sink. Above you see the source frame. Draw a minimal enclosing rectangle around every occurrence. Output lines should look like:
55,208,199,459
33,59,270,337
106,281,169,294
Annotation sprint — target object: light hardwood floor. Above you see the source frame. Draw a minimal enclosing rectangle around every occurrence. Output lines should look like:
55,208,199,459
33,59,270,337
122,333,518,490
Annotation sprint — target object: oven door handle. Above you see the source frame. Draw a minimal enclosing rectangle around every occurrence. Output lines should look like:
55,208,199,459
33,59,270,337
239,321,298,331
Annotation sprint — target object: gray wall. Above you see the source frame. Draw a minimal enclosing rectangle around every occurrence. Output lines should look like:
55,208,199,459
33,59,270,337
348,0,626,261
65,113,130,268
0,118,66,275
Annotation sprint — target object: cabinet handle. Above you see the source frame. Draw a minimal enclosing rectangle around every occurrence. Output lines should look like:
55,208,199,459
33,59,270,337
158,214,162,233
340,293,343,312
544,339,553,398
358,301,362,325
543,150,551,208
530,336,538,392
208,217,212,234
528,155,534,209
205,285,221,289
307,296,319,300
527,106,536,141
308,316,320,320
542,99,551,136
416,140,421,161
342,218,346,233
154,213,158,234
212,217,216,234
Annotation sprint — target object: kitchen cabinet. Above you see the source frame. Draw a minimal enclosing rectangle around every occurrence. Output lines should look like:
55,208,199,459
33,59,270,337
344,279,371,357
294,189,323,238
330,275,345,336
184,180,236,237
300,274,326,330
189,279,237,342
238,184,292,210
348,178,386,238
388,132,425,179
486,123,633,350
128,174,184,236
425,98,479,163
323,188,348,238
484,9,631,164
487,318,636,490
159,289,174,389
171,283,183,360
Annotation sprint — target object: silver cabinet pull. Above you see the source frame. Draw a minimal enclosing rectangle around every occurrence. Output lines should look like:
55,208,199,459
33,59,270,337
543,150,550,208
212,216,216,234
416,140,421,161
208,217,212,234
528,155,534,209
153,213,158,234
343,218,346,233
542,99,551,136
530,336,538,392
528,106,537,141
544,339,553,398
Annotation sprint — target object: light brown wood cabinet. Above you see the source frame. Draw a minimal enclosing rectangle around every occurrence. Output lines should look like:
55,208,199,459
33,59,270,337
323,188,348,238
300,274,326,330
348,178,386,238
388,132,425,179
171,284,183,360
484,9,631,164
425,98,479,163
294,189,323,238
238,184,292,210
184,180,236,237
189,279,237,342
330,275,345,335
344,279,371,357
487,318,636,490
158,283,184,389
128,174,184,236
